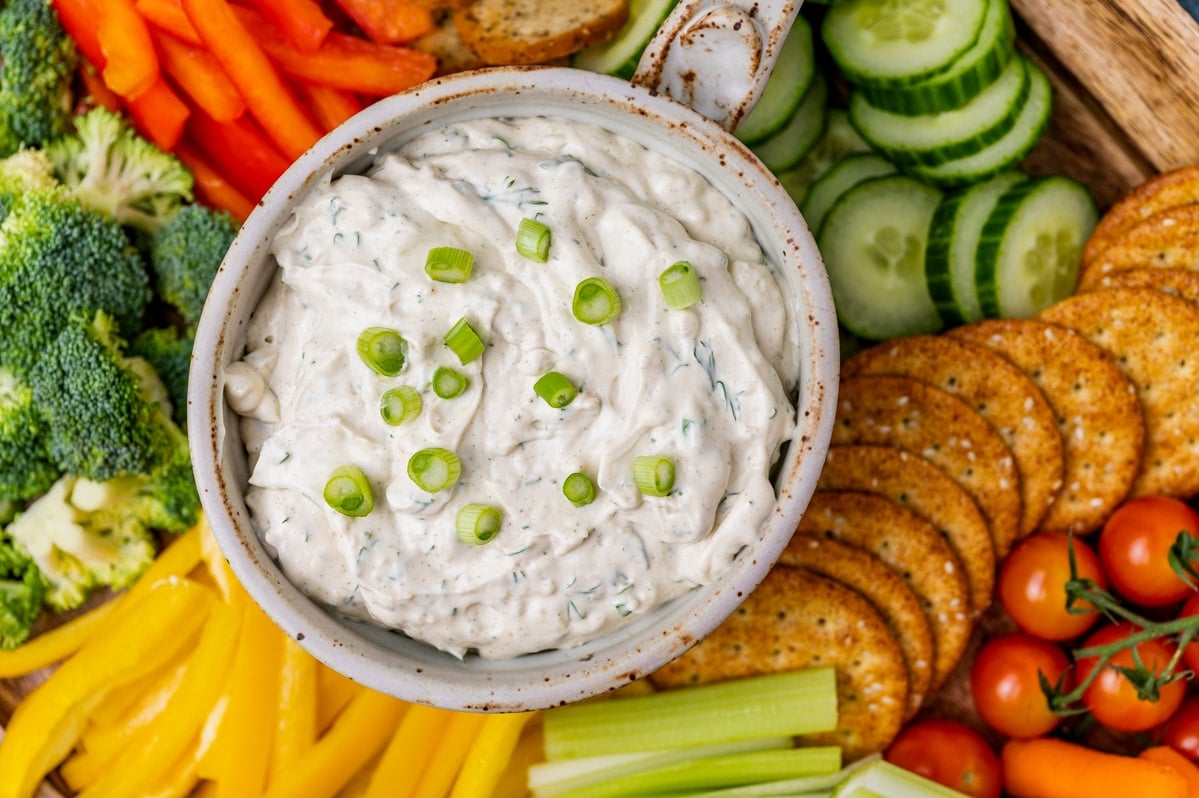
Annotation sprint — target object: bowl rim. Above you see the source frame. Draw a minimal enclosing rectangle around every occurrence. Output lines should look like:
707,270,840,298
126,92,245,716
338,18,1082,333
189,64,839,711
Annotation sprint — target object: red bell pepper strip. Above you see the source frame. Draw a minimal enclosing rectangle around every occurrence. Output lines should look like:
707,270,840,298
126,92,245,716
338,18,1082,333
185,110,291,201
175,143,255,223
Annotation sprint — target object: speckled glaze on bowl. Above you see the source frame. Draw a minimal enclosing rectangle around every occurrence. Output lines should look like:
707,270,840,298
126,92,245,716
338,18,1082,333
189,37,837,712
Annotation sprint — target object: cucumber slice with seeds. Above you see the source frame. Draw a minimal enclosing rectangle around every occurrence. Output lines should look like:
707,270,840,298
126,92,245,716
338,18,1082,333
858,0,1016,115
822,0,989,87
801,152,898,236
819,174,944,340
736,17,816,145
849,53,1029,168
925,170,1029,325
975,176,1098,318
750,73,829,173
777,109,873,207
572,0,679,78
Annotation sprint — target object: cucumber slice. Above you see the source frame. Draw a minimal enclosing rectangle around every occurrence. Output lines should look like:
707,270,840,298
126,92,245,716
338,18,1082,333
572,0,679,78
857,0,1016,115
849,53,1029,168
749,73,829,173
925,170,1028,325
736,17,816,144
822,0,989,87
801,153,898,236
910,60,1053,186
818,174,944,339
975,175,1098,318
777,109,873,207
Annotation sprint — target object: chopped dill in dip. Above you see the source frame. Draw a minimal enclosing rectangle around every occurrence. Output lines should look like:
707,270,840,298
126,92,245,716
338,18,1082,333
224,116,799,659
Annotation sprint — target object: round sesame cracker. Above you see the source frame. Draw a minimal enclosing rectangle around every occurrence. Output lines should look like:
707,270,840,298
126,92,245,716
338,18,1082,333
1078,202,1199,290
1083,164,1199,268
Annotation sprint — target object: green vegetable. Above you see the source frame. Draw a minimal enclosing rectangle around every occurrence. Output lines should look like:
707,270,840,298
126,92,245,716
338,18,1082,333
572,278,621,325
357,327,407,376
425,246,474,283
407,447,461,493
323,465,374,517
47,107,194,235
534,371,577,409
379,385,421,425
658,261,702,310
148,203,239,329
431,366,468,399
128,326,194,430
633,456,675,497
516,217,552,261
444,317,485,364
562,472,596,507
0,148,58,222
0,366,59,503
0,530,45,650
456,503,503,545
0,0,78,158
831,758,973,797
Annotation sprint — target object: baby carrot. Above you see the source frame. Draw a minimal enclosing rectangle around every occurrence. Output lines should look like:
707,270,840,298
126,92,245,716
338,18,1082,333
1002,738,1187,798
330,0,434,44
152,29,245,122
242,0,334,54
184,110,290,202
1141,746,1199,798
96,0,160,98
294,82,363,132
124,76,190,150
174,143,254,223
134,0,202,44
78,61,123,112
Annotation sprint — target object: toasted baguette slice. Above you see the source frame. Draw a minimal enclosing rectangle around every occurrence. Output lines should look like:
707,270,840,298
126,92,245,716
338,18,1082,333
454,0,629,64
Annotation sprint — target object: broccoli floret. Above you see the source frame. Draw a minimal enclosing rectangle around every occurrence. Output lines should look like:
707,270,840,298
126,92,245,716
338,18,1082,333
128,327,194,429
0,529,44,649
0,148,59,221
6,475,156,611
0,366,59,502
28,311,173,482
0,0,78,158
150,204,238,328
47,107,194,235
0,188,151,375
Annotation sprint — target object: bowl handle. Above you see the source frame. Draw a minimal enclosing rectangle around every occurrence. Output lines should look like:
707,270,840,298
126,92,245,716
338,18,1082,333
632,0,802,133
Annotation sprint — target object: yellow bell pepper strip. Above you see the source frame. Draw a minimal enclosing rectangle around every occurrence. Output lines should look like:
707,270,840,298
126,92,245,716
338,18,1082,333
79,601,243,798
316,661,361,733
197,515,246,607
0,576,215,798
261,688,407,798
0,525,201,678
410,711,487,798
195,600,282,797
269,636,319,784
365,703,455,798
449,712,538,798
141,745,202,798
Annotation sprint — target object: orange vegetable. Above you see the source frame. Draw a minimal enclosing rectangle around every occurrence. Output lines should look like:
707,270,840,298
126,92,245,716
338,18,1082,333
96,0,160,98
52,0,105,65
1141,747,1199,798
124,76,190,150
234,6,436,96
78,62,122,112
134,0,202,45
1002,738,1188,798
152,29,245,122
174,143,255,223
243,0,334,54
181,0,322,160
185,110,291,201
295,82,363,132
331,0,434,44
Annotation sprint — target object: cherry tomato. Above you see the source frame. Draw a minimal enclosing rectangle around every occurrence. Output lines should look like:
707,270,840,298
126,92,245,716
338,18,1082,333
1180,592,1199,674
1098,495,1199,607
970,631,1072,739
1077,622,1186,733
1162,695,1199,760
884,719,1002,798
998,532,1107,641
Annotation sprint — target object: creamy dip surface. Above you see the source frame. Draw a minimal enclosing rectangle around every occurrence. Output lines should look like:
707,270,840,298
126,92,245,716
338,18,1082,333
226,116,799,659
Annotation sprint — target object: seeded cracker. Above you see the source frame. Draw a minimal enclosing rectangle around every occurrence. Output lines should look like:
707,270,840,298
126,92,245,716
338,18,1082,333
1083,164,1199,268
795,489,971,692
453,0,628,64
950,318,1145,534
1038,287,1199,498
1092,266,1199,300
649,567,909,760
831,374,1023,558
1078,202,1199,290
818,443,995,616
842,335,1063,536
780,533,935,718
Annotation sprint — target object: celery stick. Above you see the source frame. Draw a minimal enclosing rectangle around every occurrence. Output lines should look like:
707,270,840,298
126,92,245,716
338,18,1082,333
542,667,837,760
832,760,973,798
683,754,879,797
554,746,842,798
529,737,794,797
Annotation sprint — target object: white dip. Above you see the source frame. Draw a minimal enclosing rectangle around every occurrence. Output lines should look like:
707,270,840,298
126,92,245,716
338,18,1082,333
227,116,798,659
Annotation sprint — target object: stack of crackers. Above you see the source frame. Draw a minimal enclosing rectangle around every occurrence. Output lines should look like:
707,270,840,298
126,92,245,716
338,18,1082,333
652,164,1199,761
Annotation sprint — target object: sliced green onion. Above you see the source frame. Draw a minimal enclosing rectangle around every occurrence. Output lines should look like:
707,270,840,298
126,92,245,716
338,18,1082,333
633,455,675,497
516,217,552,261
658,261,703,309
407,447,461,493
357,327,407,376
534,371,577,408
323,465,374,517
379,385,421,425
562,472,596,507
444,317,485,364
572,277,621,325
432,366,468,399
456,503,503,545
425,246,474,283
